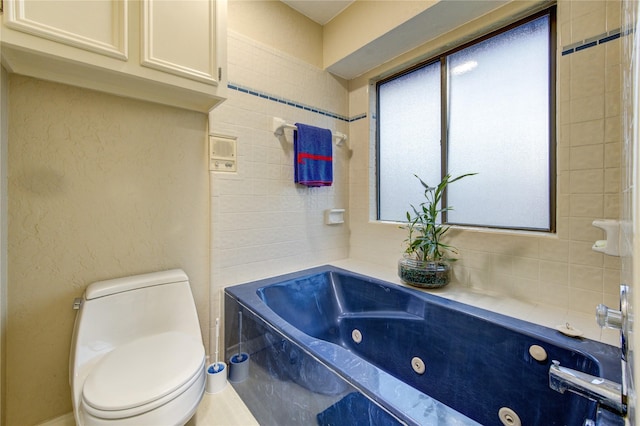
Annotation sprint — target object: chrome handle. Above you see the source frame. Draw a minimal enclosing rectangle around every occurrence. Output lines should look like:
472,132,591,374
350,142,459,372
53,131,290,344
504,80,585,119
596,304,622,329
595,284,629,331
594,285,631,410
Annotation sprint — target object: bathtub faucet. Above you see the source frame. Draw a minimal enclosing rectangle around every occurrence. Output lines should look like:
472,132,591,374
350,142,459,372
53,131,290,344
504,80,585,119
549,284,629,417
549,360,626,415
549,284,631,415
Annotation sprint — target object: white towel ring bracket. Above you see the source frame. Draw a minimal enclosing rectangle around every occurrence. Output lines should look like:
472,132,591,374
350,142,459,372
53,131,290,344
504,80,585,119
272,117,347,147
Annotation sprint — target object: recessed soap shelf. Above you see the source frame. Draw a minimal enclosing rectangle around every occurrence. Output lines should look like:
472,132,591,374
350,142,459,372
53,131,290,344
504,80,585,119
325,209,345,225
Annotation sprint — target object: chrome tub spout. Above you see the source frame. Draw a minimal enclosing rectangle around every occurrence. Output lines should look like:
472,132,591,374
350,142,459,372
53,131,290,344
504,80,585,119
549,360,626,415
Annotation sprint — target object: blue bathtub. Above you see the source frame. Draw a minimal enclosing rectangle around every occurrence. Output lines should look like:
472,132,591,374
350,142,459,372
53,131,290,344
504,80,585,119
224,265,623,425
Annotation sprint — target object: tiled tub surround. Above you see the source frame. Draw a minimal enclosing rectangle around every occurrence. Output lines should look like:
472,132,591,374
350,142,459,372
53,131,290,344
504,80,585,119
208,30,351,351
225,265,623,426
213,5,623,348
223,28,623,124
348,0,625,338
226,82,366,124
561,28,622,56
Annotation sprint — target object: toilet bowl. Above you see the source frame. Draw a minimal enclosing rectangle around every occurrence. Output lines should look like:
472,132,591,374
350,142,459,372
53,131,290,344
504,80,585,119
70,269,206,426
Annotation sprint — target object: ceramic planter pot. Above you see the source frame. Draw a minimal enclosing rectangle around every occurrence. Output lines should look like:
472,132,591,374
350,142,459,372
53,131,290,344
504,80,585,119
398,257,450,288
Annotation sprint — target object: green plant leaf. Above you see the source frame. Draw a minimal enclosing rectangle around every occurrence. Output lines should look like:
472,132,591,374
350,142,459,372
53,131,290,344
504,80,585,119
402,172,476,262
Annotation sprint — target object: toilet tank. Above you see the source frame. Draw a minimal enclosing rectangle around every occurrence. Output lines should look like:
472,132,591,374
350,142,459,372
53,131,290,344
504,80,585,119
70,269,203,383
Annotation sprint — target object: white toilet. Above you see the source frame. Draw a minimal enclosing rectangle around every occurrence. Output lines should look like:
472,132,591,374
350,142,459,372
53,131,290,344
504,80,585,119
70,269,206,425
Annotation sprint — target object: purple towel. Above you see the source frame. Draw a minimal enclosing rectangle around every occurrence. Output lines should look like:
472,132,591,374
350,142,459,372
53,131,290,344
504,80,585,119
294,123,333,187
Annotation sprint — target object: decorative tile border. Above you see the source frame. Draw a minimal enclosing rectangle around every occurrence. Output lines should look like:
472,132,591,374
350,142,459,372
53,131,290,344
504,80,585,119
561,28,622,56
227,82,367,123
229,28,627,120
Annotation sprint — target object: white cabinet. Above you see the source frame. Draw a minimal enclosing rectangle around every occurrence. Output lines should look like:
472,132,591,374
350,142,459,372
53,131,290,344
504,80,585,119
1,0,227,112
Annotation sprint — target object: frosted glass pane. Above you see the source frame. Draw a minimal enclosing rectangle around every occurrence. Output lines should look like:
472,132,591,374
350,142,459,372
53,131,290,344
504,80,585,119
447,16,550,229
378,62,441,221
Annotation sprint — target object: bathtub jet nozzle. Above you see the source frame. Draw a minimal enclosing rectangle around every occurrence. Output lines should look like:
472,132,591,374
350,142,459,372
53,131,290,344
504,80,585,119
549,360,626,415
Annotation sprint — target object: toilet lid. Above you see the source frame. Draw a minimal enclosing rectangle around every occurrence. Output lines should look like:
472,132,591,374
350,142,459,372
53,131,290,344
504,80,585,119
82,331,205,413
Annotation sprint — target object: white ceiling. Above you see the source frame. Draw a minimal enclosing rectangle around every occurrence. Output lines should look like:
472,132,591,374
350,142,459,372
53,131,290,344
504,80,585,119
280,0,355,25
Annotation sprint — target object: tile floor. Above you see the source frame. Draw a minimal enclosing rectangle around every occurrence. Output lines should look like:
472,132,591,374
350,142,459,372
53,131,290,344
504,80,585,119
188,384,258,425
42,385,258,426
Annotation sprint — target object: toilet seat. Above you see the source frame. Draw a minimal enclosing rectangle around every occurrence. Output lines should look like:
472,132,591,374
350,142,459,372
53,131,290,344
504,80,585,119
82,331,205,420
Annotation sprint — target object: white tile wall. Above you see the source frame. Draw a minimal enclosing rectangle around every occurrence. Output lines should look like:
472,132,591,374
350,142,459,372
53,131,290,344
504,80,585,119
208,31,350,347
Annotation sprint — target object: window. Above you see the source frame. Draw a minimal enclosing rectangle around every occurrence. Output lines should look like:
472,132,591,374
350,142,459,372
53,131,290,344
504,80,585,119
377,9,555,231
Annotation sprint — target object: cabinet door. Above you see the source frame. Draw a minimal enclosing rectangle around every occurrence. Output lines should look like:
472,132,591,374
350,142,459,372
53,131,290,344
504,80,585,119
141,0,218,85
3,0,127,60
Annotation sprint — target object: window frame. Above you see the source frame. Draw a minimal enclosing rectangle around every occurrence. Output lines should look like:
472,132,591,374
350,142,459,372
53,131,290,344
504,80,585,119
375,7,557,233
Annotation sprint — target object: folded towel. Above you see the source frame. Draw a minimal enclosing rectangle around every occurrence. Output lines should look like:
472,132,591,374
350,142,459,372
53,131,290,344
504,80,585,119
294,123,333,187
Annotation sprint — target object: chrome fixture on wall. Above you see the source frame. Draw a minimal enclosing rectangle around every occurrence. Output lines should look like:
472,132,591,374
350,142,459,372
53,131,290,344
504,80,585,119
549,361,625,414
549,285,630,416
597,285,629,374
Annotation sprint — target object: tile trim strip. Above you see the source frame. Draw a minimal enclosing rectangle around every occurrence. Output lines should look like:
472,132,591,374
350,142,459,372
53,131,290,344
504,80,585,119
561,28,622,56
229,29,627,118
227,82,367,123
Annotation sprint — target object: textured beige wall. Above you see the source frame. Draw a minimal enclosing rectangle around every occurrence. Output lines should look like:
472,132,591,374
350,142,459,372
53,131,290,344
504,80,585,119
6,75,209,425
228,0,323,68
1,66,8,426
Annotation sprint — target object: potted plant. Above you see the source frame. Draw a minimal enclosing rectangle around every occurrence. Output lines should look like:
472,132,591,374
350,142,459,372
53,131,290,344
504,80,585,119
398,172,476,288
